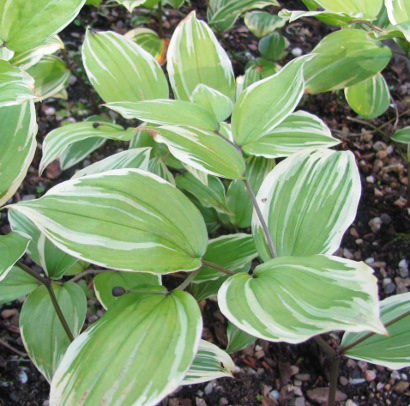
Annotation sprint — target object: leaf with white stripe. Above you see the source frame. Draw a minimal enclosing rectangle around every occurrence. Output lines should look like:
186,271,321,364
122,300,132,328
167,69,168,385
0,0,86,52
50,290,202,406
20,282,87,382
115,0,146,12
218,255,386,344
82,30,169,103
167,11,235,101
0,231,31,281
0,101,37,206
345,73,390,119
226,322,256,353
72,148,151,178
231,56,308,147
315,0,383,19
0,266,38,305
182,340,235,384
253,148,360,261
106,99,218,130
244,11,286,38
385,0,410,26
148,125,246,179
391,126,410,145
148,156,176,185
342,292,410,370
242,111,339,158
304,29,392,94
7,169,208,274
40,121,134,175
0,61,36,107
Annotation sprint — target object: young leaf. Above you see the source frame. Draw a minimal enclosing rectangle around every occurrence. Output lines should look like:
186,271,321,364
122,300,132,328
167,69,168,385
315,0,383,20
342,292,410,370
0,101,37,207
182,340,236,385
385,0,410,26
60,138,106,171
0,0,86,52
226,322,257,354
82,30,169,103
50,290,202,406
253,148,361,260
115,0,147,12
167,11,235,101
148,156,176,185
231,56,308,147
258,32,289,61
8,169,208,274
20,282,87,382
218,255,386,344
0,266,38,305
391,126,410,144
244,11,286,37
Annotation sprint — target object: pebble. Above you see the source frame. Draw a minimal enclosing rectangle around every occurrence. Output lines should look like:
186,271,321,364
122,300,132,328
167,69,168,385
380,213,391,224
377,382,385,391
357,361,368,371
399,259,409,277
218,398,229,406
349,378,366,385
292,397,306,406
18,368,28,384
22,194,36,201
269,389,280,400
295,373,310,381
364,370,377,382
195,397,207,406
366,175,375,183
339,376,349,386
401,373,408,380
345,401,358,406
291,47,303,57
346,359,357,368
390,370,401,380
44,106,56,115
204,381,215,396
383,281,396,295
393,381,409,393
1,309,18,319
373,141,387,151
343,248,354,259
368,217,382,233
364,257,375,265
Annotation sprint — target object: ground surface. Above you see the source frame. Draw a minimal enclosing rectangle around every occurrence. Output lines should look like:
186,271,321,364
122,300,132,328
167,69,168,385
1,1,409,405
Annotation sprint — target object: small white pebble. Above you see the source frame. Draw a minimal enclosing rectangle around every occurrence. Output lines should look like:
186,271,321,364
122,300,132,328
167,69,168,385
44,106,56,115
18,369,28,384
391,370,401,380
269,390,280,400
291,47,303,57
366,175,375,183
399,259,408,270
368,217,382,233
365,257,375,264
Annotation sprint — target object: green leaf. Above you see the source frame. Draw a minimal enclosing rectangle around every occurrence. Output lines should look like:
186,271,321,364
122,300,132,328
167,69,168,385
82,30,169,103
60,138,106,171
182,340,236,384
72,148,151,178
258,32,289,61
231,56,308,146
115,0,147,12
218,255,386,343
253,148,361,260
242,110,339,158
226,180,253,228
148,156,176,185
94,270,161,309
391,126,410,145
50,290,202,405
226,322,256,353
0,61,36,107
342,292,410,370
304,29,392,94
0,101,37,206
0,232,31,281
167,11,235,101
385,0,410,25
148,125,245,179
20,282,87,381
240,58,280,91
106,99,218,130
40,121,134,175
315,0,383,19
8,169,208,274
0,266,38,305
345,74,390,119
0,0,86,52
244,11,286,37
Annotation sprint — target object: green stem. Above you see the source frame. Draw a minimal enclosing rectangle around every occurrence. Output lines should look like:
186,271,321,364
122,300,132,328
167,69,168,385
328,355,340,406
16,261,48,285
244,178,277,258
202,260,235,276
346,116,389,138
157,2,164,39
173,270,200,291
70,269,106,283
314,335,337,357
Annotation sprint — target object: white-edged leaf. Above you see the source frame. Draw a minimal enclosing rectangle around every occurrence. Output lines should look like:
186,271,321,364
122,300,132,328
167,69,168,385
242,111,339,158
385,0,410,26
115,0,146,12
82,30,169,103
226,322,256,354
218,255,386,344
253,148,360,260
106,99,218,130
342,292,410,370
0,101,37,206
391,126,410,145
20,282,87,381
7,169,208,274
40,121,134,175
0,266,38,305
232,56,308,146
147,156,176,185
182,340,236,384
50,290,202,406
244,11,286,37
167,11,235,101
315,0,383,20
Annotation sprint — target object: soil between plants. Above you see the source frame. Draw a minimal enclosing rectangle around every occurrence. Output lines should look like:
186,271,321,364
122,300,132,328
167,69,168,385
1,1,410,405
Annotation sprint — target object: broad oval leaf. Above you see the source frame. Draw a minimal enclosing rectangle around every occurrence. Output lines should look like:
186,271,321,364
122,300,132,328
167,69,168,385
258,32,289,61
106,99,218,130
7,169,208,274
0,101,37,206
231,56,308,147
182,340,236,385
253,148,361,260
0,265,38,305
304,29,392,94
218,255,386,344
316,0,383,20
20,282,87,381
391,126,410,145
385,0,410,25
82,30,169,103
244,11,286,37
226,322,256,354
345,73,390,119
242,111,339,158
148,125,246,179
167,11,235,101
50,290,202,406
0,0,86,52
342,292,410,370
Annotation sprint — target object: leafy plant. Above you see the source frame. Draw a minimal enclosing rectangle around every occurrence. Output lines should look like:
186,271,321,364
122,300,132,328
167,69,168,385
1,1,410,406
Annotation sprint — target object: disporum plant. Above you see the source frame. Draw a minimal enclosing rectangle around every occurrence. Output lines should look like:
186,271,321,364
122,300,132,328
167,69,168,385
1,1,410,406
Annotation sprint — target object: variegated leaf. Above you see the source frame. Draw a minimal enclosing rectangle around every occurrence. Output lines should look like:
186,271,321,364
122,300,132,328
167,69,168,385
315,0,383,19
385,0,410,26
7,169,208,274
218,255,386,343
50,290,202,406
0,266,38,305
226,322,256,353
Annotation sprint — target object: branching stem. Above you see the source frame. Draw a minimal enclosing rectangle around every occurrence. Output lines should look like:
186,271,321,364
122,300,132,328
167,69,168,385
173,270,200,291
202,260,235,276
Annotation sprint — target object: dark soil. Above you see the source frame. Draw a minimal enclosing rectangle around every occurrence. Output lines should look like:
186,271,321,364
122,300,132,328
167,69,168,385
1,1,410,405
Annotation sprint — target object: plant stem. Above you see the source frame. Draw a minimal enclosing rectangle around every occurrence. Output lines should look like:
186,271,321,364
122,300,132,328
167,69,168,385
314,335,337,357
328,354,340,406
202,260,235,276
16,261,48,285
69,268,106,283
173,270,200,291
157,2,164,39
346,116,389,138
244,178,278,258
